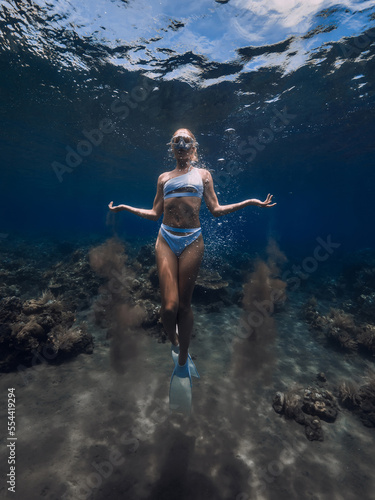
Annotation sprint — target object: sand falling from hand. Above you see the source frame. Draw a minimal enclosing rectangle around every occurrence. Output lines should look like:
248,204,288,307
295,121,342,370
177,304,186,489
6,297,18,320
88,237,147,375
231,238,287,386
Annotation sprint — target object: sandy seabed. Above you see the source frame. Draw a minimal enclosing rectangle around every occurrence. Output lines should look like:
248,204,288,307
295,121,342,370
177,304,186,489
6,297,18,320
1,295,375,500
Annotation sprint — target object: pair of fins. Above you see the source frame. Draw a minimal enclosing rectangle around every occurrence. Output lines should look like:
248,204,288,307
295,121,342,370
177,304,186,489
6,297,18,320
169,344,200,415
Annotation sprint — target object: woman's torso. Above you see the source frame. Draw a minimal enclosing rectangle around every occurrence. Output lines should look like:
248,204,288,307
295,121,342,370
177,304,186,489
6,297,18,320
162,167,204,229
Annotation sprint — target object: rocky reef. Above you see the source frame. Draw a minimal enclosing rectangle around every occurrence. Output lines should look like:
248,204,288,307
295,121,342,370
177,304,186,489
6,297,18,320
0,292,93,373
0,234,287,373
302,297,375,356
338,375,375,428
0,237,110,373
273,370,375,440
42,248,105,311
193,268,230,310
0,237,104,310
340,252,375,323
272,374,339,441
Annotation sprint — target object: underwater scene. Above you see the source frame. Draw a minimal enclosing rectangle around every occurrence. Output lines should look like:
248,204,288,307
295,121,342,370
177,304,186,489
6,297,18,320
1,0,375,499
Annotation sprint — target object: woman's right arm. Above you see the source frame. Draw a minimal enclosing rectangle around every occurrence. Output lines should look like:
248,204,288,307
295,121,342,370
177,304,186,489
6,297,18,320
108,174,164,221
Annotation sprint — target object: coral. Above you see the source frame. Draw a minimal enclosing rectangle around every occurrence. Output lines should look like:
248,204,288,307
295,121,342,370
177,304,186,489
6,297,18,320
326,327,358,351
357,293,375,322
0,259,48,298
357,325,375,355
0,293,93,372
354,267,375,294
340,256,375,321
283,389,305,424
304,302,367,351
307,296,318,308
272,391,285,414
325,308,360,351
328,308,356,332
40,289,55,304
44,249,104,311
339,380,361,408
0,296,22,324
135,244,155,267
193,268,229,305
317,372,327,383
0,236,106,315
304,294,375,358
304,417,324,442
140,299,162,330
13,320,46,347
302,387,338,423
49,322,93,355
272,383,339,441
338,374,375,427
301,297,328,331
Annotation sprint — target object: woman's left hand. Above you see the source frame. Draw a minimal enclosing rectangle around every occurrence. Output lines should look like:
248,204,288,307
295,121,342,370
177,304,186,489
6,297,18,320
256,194,276,207
108,201,122,212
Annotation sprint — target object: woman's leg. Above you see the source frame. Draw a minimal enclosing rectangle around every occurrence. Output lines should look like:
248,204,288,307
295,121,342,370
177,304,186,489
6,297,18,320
155,232,179,345
177,234,204,365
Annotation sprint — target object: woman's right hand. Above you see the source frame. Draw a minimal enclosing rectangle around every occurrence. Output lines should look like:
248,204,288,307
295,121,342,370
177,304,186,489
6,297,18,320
108,201,122,213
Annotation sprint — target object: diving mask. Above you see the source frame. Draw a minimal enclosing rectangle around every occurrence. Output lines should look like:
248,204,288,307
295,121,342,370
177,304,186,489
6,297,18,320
168,135,198,151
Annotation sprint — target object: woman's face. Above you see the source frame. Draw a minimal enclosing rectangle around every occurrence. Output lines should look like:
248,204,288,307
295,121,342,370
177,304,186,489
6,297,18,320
171,130,195,159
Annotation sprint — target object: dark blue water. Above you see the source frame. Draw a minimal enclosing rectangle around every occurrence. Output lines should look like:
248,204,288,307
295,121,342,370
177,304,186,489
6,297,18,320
1,1,375,499
1,0,375,254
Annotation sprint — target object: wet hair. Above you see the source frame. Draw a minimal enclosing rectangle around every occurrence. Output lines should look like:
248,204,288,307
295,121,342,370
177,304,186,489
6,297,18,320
170,128,198,163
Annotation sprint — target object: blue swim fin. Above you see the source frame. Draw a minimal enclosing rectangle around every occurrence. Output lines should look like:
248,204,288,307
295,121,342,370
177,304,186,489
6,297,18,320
171,344,200,378
169,359,192,415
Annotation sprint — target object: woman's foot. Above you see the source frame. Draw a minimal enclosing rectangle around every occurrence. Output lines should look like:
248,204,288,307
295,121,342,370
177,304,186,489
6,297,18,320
178,350,188,366
171,345,200,378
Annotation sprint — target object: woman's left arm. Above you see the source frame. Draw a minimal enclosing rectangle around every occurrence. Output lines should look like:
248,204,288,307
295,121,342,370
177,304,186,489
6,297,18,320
203,171,276,217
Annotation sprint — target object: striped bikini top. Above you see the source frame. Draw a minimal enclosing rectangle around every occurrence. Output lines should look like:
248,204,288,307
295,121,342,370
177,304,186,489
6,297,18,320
163,167,204,200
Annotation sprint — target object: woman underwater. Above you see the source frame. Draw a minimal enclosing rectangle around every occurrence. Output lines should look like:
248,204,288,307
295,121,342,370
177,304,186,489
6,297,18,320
108,128,276,410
